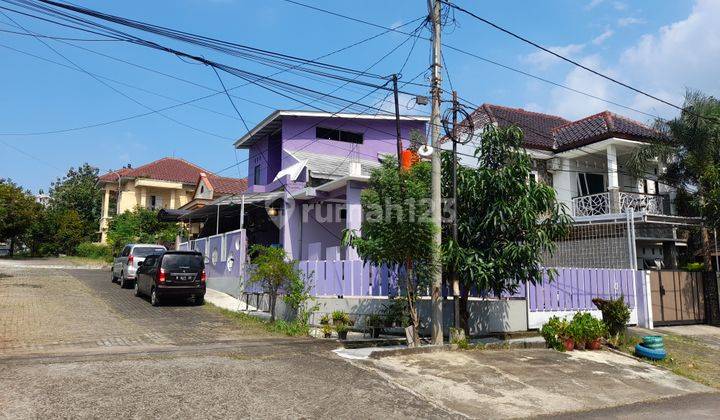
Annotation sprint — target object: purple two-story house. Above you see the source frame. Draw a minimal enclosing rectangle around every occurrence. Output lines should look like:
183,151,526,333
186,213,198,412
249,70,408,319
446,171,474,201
183,110,428,264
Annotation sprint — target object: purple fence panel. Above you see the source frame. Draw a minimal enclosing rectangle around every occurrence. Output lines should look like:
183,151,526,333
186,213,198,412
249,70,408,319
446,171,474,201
343,261,353,296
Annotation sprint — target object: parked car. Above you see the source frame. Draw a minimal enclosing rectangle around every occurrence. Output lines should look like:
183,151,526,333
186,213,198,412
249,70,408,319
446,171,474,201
134,250,206,306
111,244,167,288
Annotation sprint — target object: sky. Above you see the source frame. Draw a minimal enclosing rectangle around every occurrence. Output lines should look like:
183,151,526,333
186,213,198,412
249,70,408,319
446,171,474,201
0,0,717,193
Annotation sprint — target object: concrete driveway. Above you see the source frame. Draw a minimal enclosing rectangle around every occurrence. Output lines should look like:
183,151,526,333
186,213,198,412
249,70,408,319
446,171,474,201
361,348,714,419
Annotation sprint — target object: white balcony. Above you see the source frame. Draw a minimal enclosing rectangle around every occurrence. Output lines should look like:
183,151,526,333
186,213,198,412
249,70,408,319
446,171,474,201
572,191,665,217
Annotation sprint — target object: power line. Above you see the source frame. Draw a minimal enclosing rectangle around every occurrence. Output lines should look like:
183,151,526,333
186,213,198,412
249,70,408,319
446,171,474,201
441,0,689,115
277,0,666,122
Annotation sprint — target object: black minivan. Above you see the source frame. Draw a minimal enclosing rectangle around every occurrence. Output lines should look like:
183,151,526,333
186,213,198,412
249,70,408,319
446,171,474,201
134,250,206,306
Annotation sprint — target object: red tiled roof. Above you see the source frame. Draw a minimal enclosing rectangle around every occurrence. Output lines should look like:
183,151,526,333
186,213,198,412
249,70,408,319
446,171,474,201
468,104,661,151
206,175,247,195
98,157,248,195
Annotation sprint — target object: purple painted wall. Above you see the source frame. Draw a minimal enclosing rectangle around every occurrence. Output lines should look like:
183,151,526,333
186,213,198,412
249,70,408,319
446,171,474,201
281,116,425,160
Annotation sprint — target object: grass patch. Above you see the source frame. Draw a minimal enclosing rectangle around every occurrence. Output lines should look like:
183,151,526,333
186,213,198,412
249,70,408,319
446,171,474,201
59,256,111,266
205,304,310,337
619,332,720,389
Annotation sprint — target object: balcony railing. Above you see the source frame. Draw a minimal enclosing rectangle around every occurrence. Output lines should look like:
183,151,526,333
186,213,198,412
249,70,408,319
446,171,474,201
572,192,610,217
572,191,665,217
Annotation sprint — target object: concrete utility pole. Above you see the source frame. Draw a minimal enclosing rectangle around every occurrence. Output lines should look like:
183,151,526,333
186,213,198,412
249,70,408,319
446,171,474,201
451,90,460,330
429,0,444,345
392,73,403,170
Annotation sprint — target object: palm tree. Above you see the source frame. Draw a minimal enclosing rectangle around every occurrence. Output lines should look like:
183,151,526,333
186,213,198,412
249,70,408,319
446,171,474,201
627,90,720,267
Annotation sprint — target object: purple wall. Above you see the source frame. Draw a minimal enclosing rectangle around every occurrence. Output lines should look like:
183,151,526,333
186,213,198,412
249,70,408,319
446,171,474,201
281,116,426,160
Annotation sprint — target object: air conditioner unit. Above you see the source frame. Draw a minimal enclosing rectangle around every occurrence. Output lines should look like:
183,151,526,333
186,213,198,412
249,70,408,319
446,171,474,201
546,158,562,172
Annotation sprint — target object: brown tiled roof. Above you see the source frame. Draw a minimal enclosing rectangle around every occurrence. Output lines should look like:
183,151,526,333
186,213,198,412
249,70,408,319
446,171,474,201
468,104,661,151
206,175,247,195
470,104,570,150
552,111,662,151
98,157,246,193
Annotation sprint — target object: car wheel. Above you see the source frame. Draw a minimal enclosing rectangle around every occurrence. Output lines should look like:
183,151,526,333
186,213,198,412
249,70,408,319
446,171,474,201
134,280,142,297
119,272,127,288
194,295,205,306
150,288,160,307
110,269,116,283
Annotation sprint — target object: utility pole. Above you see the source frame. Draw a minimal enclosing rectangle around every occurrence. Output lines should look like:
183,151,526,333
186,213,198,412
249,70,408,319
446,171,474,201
392,73,403,170
451,90,460,330
429,0,444,345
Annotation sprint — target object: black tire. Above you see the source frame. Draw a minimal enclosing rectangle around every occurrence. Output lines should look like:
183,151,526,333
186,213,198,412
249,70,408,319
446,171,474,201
134,280,142,297
194,295,205,306
150,288,160,307
119,273,127,289
110,270,117,283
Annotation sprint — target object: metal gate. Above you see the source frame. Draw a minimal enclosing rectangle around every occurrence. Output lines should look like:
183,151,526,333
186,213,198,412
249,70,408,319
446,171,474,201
649,270,706,325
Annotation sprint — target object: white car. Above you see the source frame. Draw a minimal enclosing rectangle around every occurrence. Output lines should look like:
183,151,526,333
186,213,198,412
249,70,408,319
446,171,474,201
111,243,167,288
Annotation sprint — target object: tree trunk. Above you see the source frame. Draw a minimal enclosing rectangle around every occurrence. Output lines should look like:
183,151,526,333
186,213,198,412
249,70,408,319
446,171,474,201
269,292,277,323
459,284,470,336
702,227,714,271
405,262,420,346
8,237,15,257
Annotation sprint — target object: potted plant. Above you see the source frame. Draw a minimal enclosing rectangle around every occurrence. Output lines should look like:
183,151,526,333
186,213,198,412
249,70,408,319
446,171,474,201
321,324,333,339
332,310,352,340
335,323,350,340
320,314,330,326
567,313,588,350
366,314,386,339
540,316,573,351
585,317,607,350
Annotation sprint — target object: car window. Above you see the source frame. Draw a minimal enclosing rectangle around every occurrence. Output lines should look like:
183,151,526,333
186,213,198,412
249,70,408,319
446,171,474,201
121,246,131,257
143,256,157,268
132,247,166,257
161,254,203,271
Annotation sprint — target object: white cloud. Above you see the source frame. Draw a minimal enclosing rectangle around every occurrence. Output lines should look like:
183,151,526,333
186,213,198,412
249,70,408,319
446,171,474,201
537,0,720,121
592,28,614,45
523,44,585,70
617,17,646,27
613,1,628,11
586,0,605,10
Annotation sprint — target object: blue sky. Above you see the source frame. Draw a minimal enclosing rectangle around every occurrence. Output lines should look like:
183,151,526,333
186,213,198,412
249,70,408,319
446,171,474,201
1,0,716,192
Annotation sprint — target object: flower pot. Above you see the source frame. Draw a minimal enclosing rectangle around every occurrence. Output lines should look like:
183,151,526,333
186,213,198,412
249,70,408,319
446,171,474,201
323,332,332,339
563,338,575,351
586,339,602,350
371,328,381,339
338,331,348,340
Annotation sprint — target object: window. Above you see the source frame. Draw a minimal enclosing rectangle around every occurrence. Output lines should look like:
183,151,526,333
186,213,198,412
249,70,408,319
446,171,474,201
577,173,605,196
121,246,131,257
253,165,263,185
316,127,364,144
132,247,165,257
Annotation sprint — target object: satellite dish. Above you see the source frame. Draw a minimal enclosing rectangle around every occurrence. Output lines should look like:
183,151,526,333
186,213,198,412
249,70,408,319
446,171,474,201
417,144,434,158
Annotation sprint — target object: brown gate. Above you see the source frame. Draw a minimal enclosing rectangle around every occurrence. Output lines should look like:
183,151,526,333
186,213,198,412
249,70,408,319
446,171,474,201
650,270,706,326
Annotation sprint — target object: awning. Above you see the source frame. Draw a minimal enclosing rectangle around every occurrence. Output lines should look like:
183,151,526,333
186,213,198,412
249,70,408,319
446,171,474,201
157,208,190,222
180,191,284,220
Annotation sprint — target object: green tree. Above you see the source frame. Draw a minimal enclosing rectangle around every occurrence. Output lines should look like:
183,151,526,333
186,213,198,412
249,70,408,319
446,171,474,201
0,179,37,256
23,207,91,257
247,245,304,322
441,125,572,333
627,91,720,267
106,207,178,254
49,163,102,237
343,158,436,345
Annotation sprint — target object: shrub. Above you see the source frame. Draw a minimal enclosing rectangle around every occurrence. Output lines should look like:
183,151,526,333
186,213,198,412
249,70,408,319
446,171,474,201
685,262,705,272
75,242,113,262
592,296,630,339
570,312,606,342
540,316,569,351
331,310,351,326
319,314,330,325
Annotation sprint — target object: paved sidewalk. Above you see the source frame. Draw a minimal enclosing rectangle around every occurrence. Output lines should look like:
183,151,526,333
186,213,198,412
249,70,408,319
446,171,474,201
361,348,712,418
